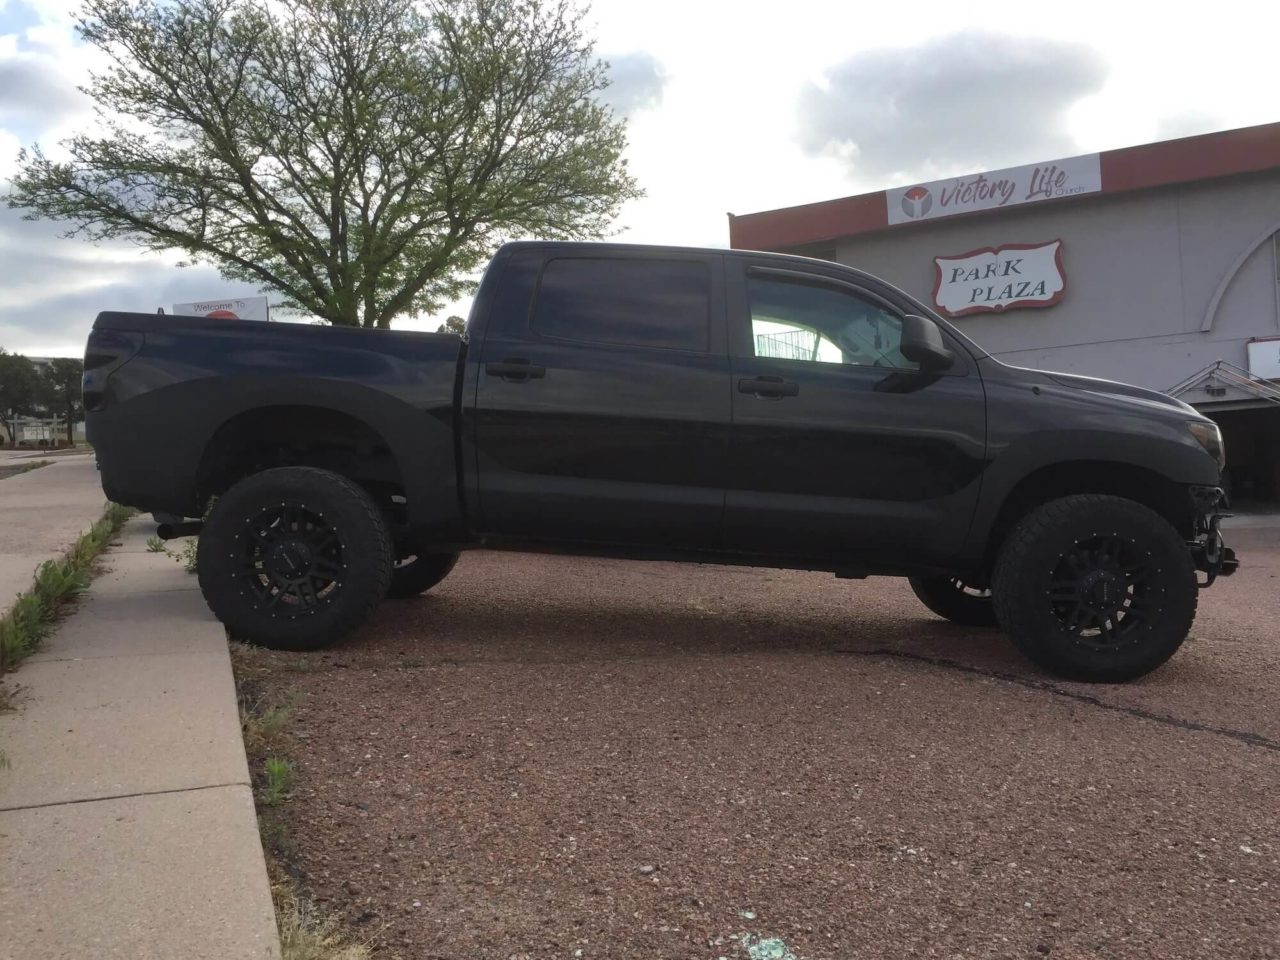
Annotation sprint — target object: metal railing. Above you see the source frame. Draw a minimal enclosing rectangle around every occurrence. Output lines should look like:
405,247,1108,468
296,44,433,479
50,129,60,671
1167,359,1280,406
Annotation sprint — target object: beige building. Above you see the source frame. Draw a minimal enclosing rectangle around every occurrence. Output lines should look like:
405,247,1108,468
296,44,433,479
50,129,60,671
730,122,1280,502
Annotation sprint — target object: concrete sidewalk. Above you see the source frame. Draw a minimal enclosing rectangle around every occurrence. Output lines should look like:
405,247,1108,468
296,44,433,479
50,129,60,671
0,519,280,960
0,454,106,617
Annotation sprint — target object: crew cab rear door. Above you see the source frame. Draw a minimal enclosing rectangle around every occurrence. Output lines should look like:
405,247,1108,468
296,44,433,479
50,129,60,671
723,258,987,567
471,247,730,548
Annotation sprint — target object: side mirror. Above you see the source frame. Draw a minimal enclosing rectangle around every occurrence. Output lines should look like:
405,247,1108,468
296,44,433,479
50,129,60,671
899,314,954,371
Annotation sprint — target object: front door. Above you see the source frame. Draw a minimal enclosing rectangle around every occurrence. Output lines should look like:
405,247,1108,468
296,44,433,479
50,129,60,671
473,250,730,549
723,260,987,567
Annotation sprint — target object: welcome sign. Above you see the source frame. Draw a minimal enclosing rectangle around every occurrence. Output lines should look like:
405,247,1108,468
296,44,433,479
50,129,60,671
887,155,1101,226
173,296,270,322
933,241,1066,318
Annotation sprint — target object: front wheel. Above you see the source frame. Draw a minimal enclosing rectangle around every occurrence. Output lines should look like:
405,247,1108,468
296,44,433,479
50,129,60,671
993,494,1197,683
909,575,999,627
387,552,460,599
197,466,392,651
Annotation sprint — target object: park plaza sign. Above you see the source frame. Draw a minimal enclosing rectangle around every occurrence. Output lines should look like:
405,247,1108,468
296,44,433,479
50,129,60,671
932,240,1066,318
887,154,1102,225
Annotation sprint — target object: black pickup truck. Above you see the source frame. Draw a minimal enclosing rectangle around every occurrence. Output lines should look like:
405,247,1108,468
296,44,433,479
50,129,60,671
85,241,1237,682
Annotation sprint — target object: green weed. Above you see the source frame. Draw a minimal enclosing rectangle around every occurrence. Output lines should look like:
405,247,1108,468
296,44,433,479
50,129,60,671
232,648,365,959
0,459,53,479
261,757,296,807
241,691,298,758
162,537,199,574
0,502,131,672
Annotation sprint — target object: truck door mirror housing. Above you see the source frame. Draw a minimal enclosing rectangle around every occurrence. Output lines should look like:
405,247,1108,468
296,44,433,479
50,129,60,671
900,315,955,371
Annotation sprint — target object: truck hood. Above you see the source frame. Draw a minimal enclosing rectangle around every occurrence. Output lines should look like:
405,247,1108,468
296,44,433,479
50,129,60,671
997,363,1204,420
1044,370,1200,416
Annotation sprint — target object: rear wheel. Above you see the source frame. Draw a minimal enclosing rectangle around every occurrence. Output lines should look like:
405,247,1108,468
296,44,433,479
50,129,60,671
909,575,998,627
993,494,1197,682
387,552,460,599
197,466,392,651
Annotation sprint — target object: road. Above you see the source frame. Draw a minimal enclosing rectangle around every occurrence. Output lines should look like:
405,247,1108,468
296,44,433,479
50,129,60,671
239,525,1280,960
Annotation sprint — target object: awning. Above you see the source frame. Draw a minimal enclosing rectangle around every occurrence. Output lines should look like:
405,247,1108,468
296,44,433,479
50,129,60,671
1167,360,1280,409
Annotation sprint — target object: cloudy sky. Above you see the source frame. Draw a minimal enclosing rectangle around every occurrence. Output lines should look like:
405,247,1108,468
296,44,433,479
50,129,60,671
1,0,1277,356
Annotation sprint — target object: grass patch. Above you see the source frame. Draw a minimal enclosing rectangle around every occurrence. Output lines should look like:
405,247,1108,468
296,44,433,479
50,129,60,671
0,459,53,481
145,534,166,553
273,878,370,960
0,502,132,673
260,757,296,807
232,649,369,959
242,691,298,757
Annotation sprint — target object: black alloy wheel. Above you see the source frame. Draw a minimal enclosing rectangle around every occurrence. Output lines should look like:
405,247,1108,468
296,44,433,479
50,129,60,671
1046,533,1151,649
908,574,999,627
386,551,461,599
993,494,1197,682
198,466,392,650
239,501,345,613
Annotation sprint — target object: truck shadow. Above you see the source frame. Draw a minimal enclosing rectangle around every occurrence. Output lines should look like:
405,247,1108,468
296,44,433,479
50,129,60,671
334,552,1034,678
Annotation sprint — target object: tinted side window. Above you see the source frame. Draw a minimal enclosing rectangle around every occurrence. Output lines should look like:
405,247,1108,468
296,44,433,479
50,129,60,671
532,258,710,352
747,275,919,371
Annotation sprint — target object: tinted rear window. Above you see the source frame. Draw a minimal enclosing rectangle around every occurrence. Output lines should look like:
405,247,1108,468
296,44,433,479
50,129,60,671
531,257,710,352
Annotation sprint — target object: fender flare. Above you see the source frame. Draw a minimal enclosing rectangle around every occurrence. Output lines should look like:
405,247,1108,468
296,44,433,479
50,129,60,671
964,428,1220,560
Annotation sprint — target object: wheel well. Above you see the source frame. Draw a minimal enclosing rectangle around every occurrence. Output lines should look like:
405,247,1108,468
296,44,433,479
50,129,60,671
984,461,1194,570
195,405,405,521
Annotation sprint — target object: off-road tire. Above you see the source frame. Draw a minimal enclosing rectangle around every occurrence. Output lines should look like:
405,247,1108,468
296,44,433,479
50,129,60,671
387,552,460,599
909,575,999,627
197,466,392,651
992,494,1197,683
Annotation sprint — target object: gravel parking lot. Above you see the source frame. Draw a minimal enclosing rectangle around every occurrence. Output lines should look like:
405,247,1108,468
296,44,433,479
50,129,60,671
238,526,1280,960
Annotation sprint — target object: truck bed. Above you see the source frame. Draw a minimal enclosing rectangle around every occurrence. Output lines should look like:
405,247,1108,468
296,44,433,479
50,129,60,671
85,311,466,542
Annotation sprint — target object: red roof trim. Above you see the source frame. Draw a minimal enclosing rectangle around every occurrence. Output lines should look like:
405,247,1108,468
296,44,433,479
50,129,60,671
729,121,1280,251
727,191,887,252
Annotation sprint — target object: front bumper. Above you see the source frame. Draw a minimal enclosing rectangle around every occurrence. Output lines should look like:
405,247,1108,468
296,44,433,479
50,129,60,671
1188,485,1238,586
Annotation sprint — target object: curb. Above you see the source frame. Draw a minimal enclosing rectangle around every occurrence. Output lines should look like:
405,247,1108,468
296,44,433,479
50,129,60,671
0,517,281,959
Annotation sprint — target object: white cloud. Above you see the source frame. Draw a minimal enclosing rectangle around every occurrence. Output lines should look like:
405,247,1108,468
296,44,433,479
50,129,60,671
601,51,666,116
0,201,248,353
0,127,19,179
0,52,85,119
1154,111,1231,143
798,32,1107,182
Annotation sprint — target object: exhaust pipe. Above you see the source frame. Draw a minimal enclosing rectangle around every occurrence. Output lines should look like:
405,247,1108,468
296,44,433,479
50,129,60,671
157,520,203,540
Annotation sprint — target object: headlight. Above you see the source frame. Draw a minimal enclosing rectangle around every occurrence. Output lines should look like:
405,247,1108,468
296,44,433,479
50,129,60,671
1188,421,1225,472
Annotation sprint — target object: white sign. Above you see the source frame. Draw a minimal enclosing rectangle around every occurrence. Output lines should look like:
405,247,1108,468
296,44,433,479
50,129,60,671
887,154,1102,226
933,240,1066,318
1247,338,1280,380
173,296,270,322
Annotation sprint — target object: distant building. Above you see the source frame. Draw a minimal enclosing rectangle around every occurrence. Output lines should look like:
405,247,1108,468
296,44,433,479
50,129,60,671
730,122,1280,502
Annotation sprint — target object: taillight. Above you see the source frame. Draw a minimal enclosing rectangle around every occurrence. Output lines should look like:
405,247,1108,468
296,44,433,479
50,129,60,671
83,330,142,411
